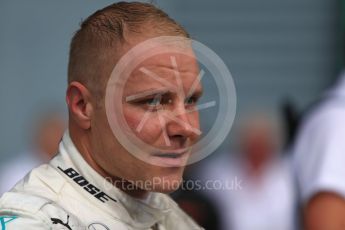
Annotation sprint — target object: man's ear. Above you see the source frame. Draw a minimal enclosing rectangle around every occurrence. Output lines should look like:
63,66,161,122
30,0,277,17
66,81,93,129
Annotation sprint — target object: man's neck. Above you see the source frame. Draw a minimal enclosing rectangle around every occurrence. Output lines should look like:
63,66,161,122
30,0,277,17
68,125,150,199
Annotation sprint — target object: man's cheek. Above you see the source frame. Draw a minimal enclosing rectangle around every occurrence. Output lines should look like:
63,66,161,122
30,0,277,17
123,108,144,130
124,112,162,143
136,118,162,144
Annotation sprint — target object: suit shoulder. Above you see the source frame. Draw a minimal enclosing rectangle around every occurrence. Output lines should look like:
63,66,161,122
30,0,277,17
0,192,84,229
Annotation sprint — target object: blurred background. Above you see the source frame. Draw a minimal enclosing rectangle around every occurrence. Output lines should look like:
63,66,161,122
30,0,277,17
0,0,344,229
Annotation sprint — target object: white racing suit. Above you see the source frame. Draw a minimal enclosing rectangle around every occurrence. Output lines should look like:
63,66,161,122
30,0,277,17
0,132,202,230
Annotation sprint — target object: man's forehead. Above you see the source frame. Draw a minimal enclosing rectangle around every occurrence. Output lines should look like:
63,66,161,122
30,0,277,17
123,53,199,88
112,35,202,95
121,52,202,96
133,52,199,74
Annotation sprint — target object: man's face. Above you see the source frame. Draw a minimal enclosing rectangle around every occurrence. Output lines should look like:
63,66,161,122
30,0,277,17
91,45,202,193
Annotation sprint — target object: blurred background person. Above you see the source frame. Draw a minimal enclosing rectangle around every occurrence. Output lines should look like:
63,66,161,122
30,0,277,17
293,72,345,230
196,113,296,230
0,110,65,195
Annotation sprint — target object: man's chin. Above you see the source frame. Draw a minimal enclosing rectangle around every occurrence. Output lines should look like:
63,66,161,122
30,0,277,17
149,182,183,194
146,174,184,194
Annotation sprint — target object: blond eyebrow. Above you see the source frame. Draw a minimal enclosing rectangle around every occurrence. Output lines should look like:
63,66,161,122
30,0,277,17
125,87,170,102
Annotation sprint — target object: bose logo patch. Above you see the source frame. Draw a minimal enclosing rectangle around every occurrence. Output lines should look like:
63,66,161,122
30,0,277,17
58,166,117,204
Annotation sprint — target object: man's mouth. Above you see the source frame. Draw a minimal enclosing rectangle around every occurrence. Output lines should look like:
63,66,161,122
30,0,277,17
152,153,184,158
150,148,190,167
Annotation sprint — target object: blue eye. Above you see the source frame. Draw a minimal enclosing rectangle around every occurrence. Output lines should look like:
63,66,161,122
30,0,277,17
185,96,197,105
146,97,161,106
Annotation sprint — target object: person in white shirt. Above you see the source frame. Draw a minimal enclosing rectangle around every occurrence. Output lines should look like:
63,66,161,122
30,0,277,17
198,115,296,230
293,72,345,230
0,2,203,229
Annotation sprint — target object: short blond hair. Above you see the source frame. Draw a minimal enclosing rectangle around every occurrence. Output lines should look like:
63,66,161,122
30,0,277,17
67,2,189,101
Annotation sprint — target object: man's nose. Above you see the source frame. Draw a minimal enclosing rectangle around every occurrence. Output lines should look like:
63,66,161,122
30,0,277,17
164,103,199,141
